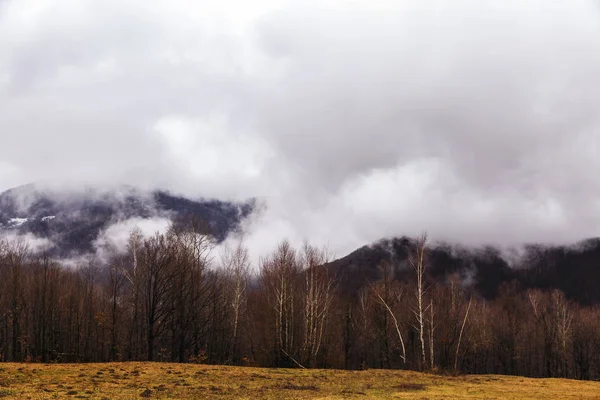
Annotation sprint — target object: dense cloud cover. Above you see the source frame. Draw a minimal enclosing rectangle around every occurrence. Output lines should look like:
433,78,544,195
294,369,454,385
2,0,600,260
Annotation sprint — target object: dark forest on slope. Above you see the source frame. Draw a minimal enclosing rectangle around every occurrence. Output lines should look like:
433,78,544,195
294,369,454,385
328,237,600,305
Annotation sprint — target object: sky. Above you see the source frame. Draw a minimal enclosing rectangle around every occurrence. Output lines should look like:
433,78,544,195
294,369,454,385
2,0,600,260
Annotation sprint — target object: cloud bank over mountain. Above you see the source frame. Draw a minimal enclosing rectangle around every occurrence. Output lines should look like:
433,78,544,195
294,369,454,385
2,0,600,260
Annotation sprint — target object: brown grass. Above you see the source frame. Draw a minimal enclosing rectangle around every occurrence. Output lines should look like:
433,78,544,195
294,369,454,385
0,362,598,399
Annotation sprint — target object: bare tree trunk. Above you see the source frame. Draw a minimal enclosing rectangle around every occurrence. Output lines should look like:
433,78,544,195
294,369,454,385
410,234,428,370
429,298,435,370
370,282,406,365
552,290,573,378
125,228,142,360
454,296,472,372
300,242,334,367
260,240,299,367
221,242,250,364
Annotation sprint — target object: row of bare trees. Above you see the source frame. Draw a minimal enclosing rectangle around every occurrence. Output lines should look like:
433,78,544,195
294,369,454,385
1,230,600,379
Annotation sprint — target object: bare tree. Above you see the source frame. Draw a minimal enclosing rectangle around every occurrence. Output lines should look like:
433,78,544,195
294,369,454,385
30,252,60,362
409,234,428,370
124,227,143,359
80,257,100,361
454,296,472,372
260,240,300,367
552,290,573,377
369,275,407,365
220,241,251,364
529,289,574,377
168,224,214,362
140,233,176,361
107,255,127,361
428,297,436,370
1,239,29,361
299,242,334,367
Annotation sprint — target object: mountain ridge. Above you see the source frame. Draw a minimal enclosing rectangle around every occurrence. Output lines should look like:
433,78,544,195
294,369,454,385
0,183,254,256
326,235,600,305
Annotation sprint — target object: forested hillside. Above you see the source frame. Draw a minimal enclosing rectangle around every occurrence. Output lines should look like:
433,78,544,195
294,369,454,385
1,226,600,380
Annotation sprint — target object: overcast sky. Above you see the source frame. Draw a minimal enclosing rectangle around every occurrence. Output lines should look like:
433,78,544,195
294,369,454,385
2,0,600,259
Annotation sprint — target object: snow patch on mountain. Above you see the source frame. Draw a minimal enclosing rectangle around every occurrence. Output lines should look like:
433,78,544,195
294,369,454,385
0,183,254,257
8,217,28,227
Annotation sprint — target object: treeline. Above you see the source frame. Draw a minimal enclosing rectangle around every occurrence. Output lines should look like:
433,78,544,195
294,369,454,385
1,226,600,380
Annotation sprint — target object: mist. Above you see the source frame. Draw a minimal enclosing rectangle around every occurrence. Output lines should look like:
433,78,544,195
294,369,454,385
2,0,600,262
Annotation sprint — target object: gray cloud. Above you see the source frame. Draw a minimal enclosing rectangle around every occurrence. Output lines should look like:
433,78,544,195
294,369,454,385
2,0,600,262
93,216,172,262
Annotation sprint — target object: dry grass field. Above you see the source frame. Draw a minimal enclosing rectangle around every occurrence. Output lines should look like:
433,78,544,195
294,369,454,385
0,362,599,399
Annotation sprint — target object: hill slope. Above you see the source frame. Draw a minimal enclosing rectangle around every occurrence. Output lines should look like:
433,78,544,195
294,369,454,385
0,184,253,256
327,236,600,305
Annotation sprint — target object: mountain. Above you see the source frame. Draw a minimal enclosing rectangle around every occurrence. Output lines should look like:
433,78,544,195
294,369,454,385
0,183,254,256
4,183,600,306
327,236,600,305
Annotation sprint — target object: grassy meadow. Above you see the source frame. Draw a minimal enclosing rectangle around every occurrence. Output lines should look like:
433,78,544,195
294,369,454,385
0,362,599,399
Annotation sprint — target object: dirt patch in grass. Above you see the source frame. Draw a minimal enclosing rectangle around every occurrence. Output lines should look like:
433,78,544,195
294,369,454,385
276,382,319,391
0,379,13,388
341,389,367,396
393,382,427,391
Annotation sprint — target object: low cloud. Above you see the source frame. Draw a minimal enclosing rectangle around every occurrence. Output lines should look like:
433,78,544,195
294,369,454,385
2,0,600,262
0,232,55,253
93,216,172,261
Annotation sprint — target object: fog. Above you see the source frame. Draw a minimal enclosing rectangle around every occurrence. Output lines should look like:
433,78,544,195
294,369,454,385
2,0,600,261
